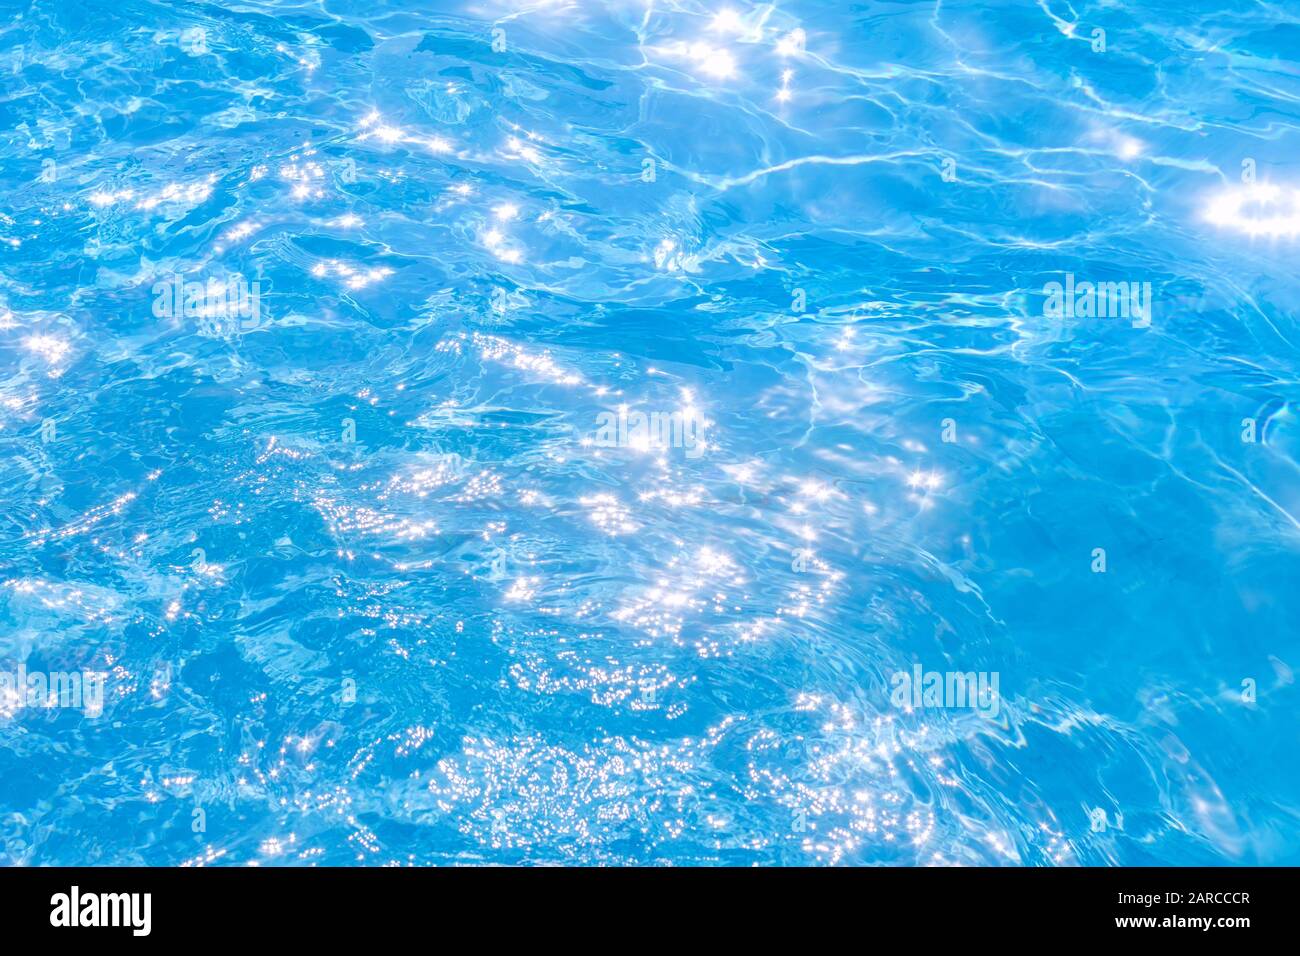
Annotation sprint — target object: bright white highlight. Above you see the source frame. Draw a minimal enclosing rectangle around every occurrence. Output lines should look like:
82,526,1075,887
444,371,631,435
1204,183,1300,237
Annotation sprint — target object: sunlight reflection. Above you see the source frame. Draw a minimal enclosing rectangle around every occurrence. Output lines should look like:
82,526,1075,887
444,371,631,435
1204,183,1300,237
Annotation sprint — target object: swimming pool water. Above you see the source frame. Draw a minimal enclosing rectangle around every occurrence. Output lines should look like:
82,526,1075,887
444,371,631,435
1,0,1299,866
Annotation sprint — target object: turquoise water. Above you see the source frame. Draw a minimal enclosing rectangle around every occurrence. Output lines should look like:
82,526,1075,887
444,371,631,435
1,0,1299,866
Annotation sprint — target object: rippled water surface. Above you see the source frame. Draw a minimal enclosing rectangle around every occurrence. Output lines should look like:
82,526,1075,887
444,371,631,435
2,0,1299,866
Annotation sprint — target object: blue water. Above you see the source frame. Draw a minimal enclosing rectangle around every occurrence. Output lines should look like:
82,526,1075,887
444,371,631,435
2,0,1299,867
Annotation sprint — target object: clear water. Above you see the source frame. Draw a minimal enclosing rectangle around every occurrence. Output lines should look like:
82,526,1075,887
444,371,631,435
2,0,1298,866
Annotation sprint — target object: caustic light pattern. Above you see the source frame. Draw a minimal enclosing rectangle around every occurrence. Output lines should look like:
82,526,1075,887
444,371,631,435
1,0,1298,866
